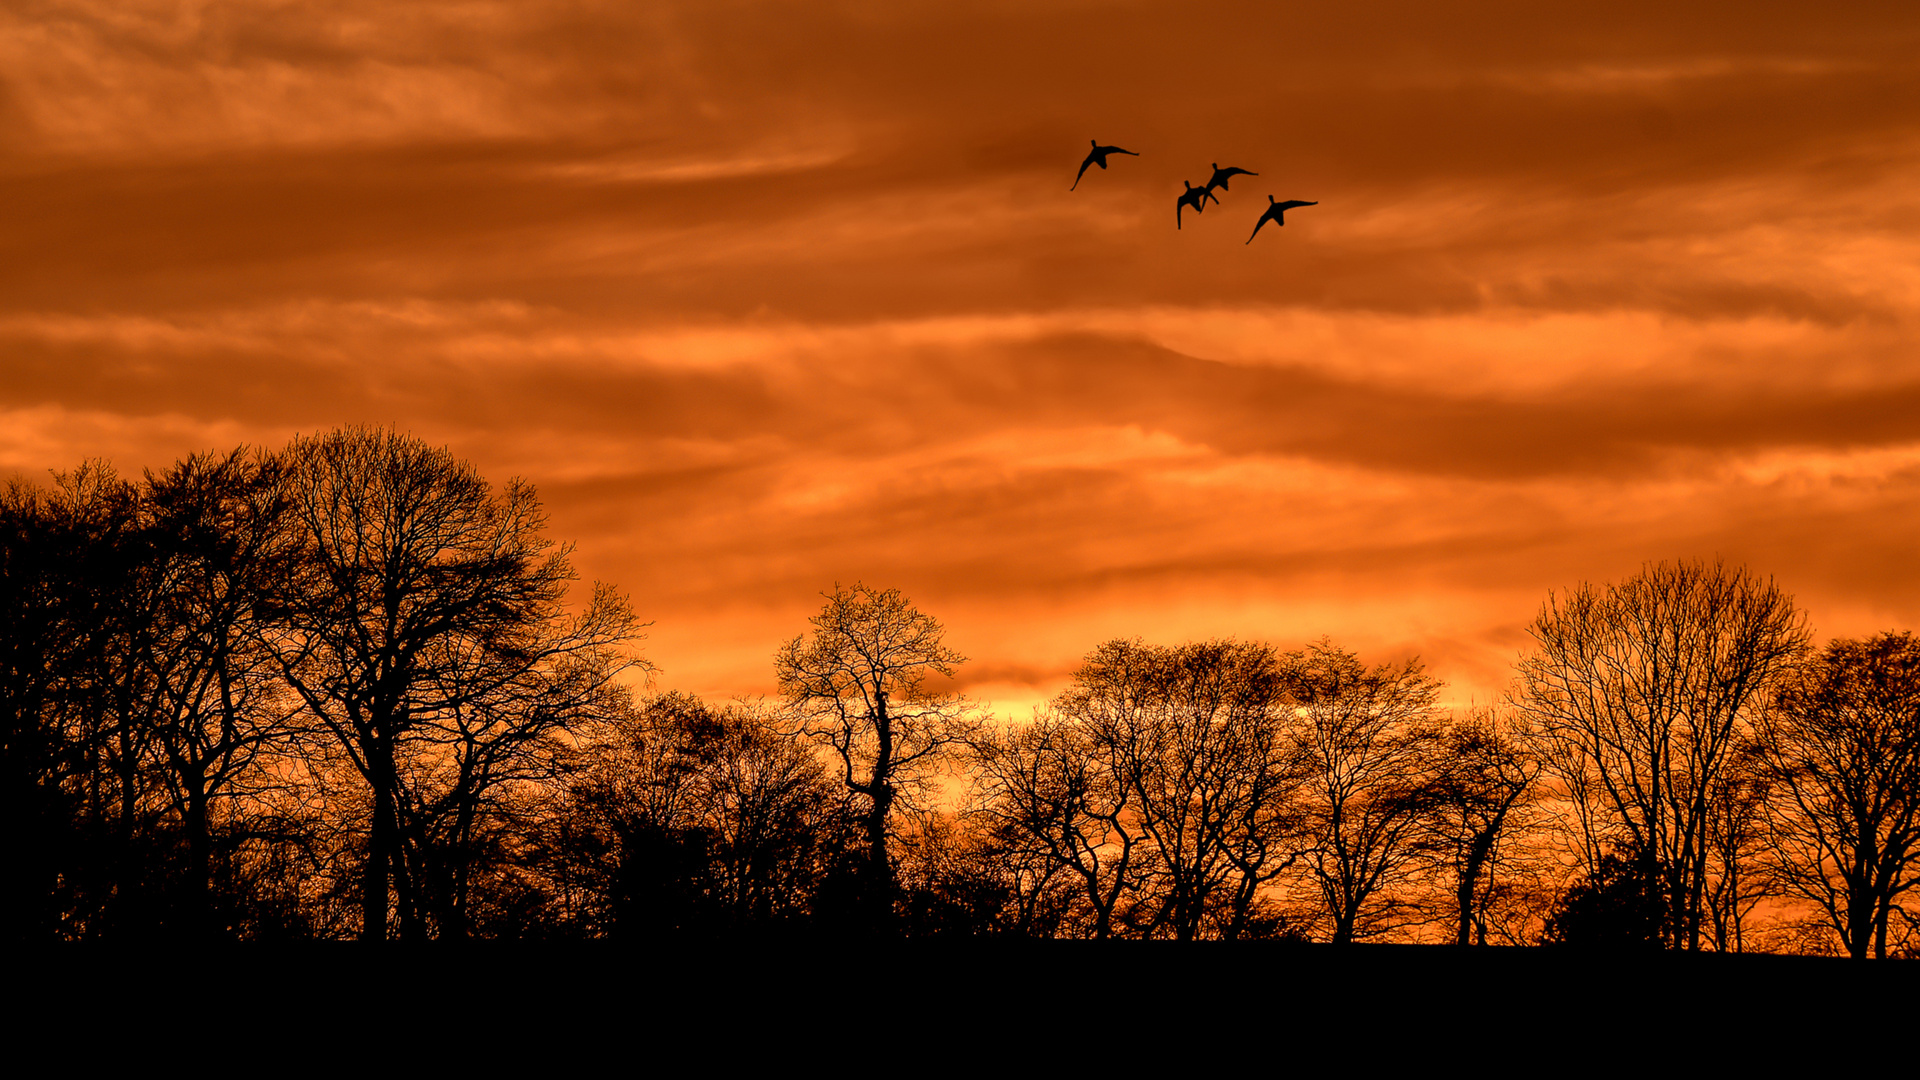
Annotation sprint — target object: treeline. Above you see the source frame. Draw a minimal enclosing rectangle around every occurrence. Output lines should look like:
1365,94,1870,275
4,430,1917,955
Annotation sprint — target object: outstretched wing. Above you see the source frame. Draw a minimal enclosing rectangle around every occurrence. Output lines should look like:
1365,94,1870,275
1071,154,1097,190
1275,200,1316,211
1246,211,1273,244
1209,165,1258,191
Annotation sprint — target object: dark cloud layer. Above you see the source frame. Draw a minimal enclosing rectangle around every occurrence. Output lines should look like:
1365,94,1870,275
9,322,1919,479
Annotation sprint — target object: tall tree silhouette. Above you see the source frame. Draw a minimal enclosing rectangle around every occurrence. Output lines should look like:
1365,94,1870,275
132,449,298,939
27,463,153,936
1754,632,1920,958
5,459,311,940
971,708,1142,939
775,584,976,932
985,639,1302,940
1290,640,1444,944
1099,640,1300,941
1419,707,1541,946
1,473,115,938
1517,559,1808,951
267,427,643,941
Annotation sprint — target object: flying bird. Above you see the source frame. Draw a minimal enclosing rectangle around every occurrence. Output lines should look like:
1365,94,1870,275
1071,140,1139,190
1246,197,1318,243
1176,181,1218,229
1203,163,1258,198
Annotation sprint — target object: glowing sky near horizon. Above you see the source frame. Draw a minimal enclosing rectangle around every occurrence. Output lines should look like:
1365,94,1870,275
4,0,1919,716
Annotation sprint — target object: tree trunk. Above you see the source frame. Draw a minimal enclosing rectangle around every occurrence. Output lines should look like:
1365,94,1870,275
867,689,894,932
363,737,393,942
1455,860,1478,946
183,774,212,940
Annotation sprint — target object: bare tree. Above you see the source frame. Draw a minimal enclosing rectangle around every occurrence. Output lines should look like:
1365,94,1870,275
894,808,1076,937
1289,640,1444,944
552,692,849,937
775,583,976,928
1753,632,1920,959
5,458,310,940
970,706,1144,939
697,701,853,925
1700,748,1771,953
1516,558,1809,951
1151,641,1303,941
400,599,640,940
1,471,120,937
267,427,644,941
134,448,301,938
45,463,156,932
987,639,1301,941
1420,706,1542,946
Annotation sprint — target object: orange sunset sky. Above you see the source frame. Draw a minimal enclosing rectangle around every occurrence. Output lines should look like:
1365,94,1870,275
4,1,1918,716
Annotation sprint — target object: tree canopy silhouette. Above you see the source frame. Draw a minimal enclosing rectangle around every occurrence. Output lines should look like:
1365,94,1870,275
1289,640,1446,944
12,432,1920,954
1754,632,1920,959
267,427,644,941
775,583,976,931
1517,558,1808,951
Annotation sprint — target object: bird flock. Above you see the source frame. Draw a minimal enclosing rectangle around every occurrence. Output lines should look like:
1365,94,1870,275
1072,138,1316,244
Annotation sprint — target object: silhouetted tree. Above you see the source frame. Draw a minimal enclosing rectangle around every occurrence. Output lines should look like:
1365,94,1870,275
1753,632,1920,959
985,639,1301,940
1116,640,1301,941
1420,706,1542,946
895,811,1071,937
1541,847,1668,950
47,464,156,935
776,584,977,932
1,474,102,938
4,458,321,940
970,707,1142,938
130,448,300,938
1700,749,1770,953
267,427,643,941
551,692,852,937
1517,558,1808,950
1289,640,1444,944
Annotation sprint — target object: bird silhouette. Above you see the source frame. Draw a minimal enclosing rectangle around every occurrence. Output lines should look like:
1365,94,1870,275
1176,181,1217,229
1071,140,1139,190
1203,163,1257,199
1246,197,1318,243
